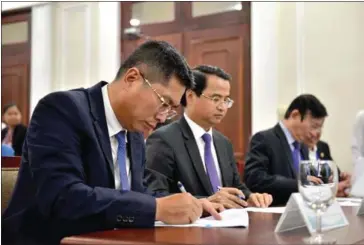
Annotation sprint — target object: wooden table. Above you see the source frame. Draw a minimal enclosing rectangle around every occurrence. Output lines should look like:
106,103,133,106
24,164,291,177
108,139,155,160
61,206,364,245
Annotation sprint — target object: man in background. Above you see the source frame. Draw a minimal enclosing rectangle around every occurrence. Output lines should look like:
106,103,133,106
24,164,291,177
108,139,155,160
244,94,328,205
302,131,352,197
352,110,364,186
145,65,272,209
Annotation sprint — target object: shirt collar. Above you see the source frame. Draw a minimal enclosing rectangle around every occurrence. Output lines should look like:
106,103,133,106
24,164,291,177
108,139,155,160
279,121,296,146
184,113,213,141
101,84,127,141
309,145,318,153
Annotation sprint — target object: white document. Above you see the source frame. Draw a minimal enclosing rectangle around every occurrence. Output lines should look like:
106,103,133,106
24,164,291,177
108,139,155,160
336,197,363,207
275,193,349,235
245,207,285,213
154,208,249,228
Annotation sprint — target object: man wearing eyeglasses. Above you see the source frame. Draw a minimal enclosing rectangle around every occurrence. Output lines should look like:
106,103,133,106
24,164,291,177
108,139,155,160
244,94,328,206
2,41,222,245
144,65,272,209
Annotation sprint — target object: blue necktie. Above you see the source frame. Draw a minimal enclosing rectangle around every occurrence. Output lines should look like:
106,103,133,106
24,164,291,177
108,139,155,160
292,141,300,173
202,133,221,193
115,131,130,191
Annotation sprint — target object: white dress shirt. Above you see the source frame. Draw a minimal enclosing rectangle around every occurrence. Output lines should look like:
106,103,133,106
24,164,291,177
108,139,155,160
101,84,131,189
184,113,222,185
308,145,318,161
352,110,364,184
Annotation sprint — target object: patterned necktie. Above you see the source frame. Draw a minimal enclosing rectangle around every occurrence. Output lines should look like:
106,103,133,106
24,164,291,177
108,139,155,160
292,141,301,173
115,131,130,191
202,133,221,193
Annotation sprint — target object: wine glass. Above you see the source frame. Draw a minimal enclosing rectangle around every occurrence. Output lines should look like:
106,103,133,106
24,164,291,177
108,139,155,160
298,160,339,244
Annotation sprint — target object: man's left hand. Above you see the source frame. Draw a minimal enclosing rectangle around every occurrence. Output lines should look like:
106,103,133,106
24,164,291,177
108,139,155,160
337,171,352,197
199,198,225,219
247,193,273,208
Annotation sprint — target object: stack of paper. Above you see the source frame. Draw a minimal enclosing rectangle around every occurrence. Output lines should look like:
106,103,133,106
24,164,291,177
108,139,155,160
155,208,249,228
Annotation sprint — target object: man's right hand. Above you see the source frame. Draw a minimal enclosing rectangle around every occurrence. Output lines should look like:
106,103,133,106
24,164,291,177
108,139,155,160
207,187,248,209
155,193,203,224
307,175,323,185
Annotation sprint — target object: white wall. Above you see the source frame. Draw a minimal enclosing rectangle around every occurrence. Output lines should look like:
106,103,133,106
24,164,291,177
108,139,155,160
251,2,278,134
28,2,120,115
252,2,364,172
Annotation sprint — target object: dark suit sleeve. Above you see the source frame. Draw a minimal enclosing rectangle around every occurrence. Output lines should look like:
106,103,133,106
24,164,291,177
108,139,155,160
140,140,169,198
320,141,343,179
1,128,6,141
144,132,180,195
13,124,27,156
226,141,252,198
27,93,156,231
244,132,297,202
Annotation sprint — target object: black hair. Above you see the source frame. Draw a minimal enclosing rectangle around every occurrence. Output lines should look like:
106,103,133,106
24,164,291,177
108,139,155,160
2,103,19,115
284,94,328,120
181,65,231,107
115,40,194,89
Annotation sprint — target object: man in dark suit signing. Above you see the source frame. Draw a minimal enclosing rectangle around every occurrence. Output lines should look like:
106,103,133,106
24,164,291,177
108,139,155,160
145,65,272,209
244,94,328,206
2,41,221,245
301,131,352,197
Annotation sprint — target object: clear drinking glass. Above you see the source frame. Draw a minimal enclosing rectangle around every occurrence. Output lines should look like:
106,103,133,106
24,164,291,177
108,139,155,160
298,160,339,244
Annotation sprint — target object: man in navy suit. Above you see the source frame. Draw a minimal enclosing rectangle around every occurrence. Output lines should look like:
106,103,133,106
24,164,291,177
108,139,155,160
244,94,328,205
2,40,222,245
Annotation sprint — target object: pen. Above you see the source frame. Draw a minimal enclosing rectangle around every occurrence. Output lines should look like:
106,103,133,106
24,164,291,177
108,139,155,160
217,186,246,200
177,181,187,193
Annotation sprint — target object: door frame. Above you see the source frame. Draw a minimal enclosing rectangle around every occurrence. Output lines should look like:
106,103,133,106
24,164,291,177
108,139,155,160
2,8,32,125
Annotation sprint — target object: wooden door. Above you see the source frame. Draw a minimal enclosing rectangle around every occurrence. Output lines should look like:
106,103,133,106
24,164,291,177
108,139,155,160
1,9,31,125
184,25,251,163
122,33,183,61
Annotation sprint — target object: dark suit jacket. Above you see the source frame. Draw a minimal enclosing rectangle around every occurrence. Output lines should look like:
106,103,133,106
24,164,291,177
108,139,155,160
301,140,333,161
2,82,162,245
1,124,27,156
301,140,342,181
144,116,252,199
244,123,298,206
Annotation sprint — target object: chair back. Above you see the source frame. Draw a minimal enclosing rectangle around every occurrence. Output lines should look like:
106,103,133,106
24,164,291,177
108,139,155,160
1,156,21,213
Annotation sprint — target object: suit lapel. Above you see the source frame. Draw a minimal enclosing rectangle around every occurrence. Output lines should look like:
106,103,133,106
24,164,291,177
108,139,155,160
179,117,213,195
317,142,326,160
301,145,309,160
87,81,114,182
213,131,229,187
274,124,296,178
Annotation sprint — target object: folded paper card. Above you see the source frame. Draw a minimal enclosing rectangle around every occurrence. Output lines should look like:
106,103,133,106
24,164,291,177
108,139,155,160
275,193,349,235
155,208,249,228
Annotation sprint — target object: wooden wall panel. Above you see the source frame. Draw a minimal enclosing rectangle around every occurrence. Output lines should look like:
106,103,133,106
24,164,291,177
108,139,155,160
184,25,249,163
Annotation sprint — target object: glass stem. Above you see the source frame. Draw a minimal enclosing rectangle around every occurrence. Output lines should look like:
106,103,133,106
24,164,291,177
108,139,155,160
316,209,322,236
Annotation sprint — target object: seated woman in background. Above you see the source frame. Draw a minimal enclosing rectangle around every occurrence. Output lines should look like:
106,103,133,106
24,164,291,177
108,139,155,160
1,103,27,156
352,110,364,185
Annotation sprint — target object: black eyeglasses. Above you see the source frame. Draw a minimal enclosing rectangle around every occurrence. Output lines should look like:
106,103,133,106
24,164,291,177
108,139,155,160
140,73,178,120
201,93,234,109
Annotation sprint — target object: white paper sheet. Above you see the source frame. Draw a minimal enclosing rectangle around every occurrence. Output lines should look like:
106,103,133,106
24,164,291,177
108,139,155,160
336,197,363,206
154,208,249,228
245,207,286,213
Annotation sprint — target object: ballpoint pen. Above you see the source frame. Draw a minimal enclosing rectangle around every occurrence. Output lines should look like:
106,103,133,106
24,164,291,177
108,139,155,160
177,181,187,193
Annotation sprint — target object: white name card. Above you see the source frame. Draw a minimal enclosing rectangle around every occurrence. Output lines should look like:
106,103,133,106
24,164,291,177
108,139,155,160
275,193,349,235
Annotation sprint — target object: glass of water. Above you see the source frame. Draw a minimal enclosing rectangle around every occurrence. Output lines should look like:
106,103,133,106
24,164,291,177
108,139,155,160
298,160,339,244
